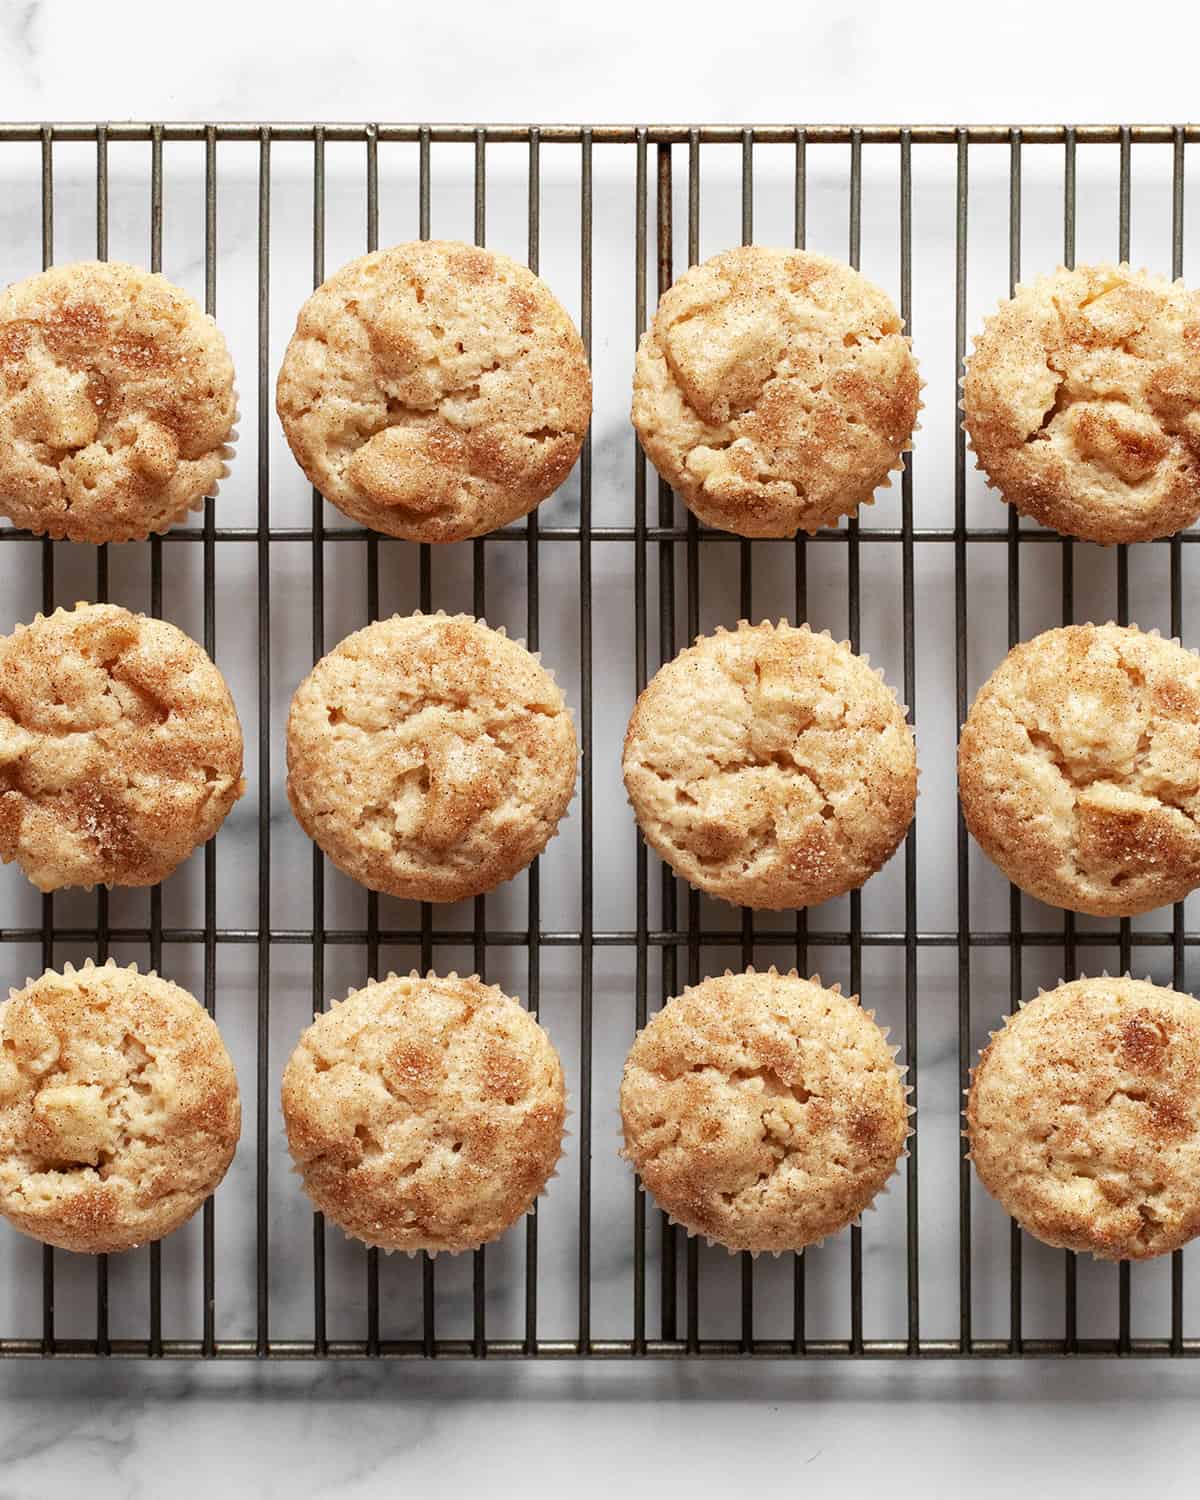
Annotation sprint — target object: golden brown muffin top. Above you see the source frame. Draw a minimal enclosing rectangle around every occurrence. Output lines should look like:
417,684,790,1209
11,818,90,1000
287,612,576,904
0,960,240,1254
959,622,1200,917
632,246,919,538
0,261,236,542
620,969,909,1254
282,972,566,1254
968,977,1200,1260
622,620,916,910
0,602,244,892
963,264,1200,544
276,240,591,543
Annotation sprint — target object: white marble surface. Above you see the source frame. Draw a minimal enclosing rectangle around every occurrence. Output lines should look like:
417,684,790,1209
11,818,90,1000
1,0,1199,1494
1,1358,1198,1498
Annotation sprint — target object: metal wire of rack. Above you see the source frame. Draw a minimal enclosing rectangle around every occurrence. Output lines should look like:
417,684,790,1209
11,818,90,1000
0,121,1197,1359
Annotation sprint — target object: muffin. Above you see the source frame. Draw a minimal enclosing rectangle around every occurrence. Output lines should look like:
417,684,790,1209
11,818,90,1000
276,240,591,543
286,612,576,903
968,976,1200,1260
622,620,916,910
959,622,1200,917
0,261,236,543
620,968,908,1254
0,959,240,1254
963,264,1200,544
282,972,566,1253
631,246,920,538
0,602,245,892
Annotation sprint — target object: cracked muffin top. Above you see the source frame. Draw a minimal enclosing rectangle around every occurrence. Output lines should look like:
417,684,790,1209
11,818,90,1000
276,240,591,543
0,261,236,543
286,612,577,904
963,264,1200,544
631,246,920,538
282,972,566,1253
959,623,1200,917
968,976,1200,1260
0,959,240,1254
0,602,244,892
622,620,916,911
620,968,908,1254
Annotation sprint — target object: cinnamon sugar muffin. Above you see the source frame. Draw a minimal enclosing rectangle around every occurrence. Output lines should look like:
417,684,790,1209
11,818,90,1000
963,264,1200,544
620,969,908,1254
0,261,236,543
0,602,245,892
622,621,916,910
959,623,1200,917
0,960,240,1254
276,240,591,543
286,612,577,903
282,972,566,1253
968,977,1200,1260
632,246,920,538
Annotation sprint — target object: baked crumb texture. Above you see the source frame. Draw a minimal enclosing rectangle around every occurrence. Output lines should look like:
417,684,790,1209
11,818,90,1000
286,612,577,903
0,602,245,892
276,240,592,543
959,622,1200,917
963,264,1200,544
632,246,920,538
968,977,1200,1260
622,620,917,911
282,972,566,1254
620,968,909,1254
0,260,237,543
0,960,240,1254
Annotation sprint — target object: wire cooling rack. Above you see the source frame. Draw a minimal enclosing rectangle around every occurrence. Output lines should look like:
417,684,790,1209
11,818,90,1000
1,122,1200,1360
